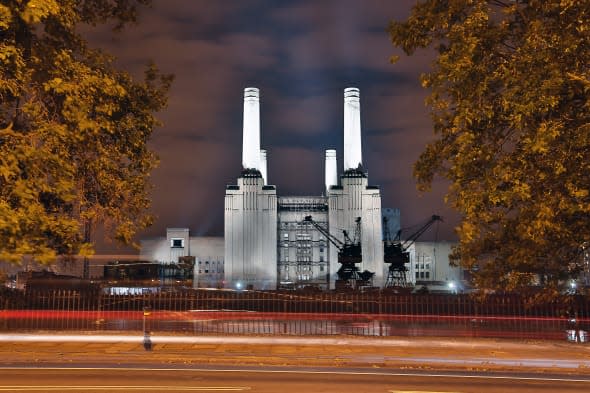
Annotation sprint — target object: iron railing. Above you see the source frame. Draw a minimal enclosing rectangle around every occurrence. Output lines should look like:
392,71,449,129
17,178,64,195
1,288,588,340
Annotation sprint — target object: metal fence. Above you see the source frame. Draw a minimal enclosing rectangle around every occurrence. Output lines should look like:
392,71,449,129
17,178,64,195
1,288,588,340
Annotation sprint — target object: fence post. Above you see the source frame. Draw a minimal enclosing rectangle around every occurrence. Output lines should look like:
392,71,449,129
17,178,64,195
143,306,152,351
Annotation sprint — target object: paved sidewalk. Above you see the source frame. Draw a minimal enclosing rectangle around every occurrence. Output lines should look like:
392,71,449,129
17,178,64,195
1,333,589,374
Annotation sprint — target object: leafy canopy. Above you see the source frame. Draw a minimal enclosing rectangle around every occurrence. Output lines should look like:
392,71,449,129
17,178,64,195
0,0,172,264
389,0,590,295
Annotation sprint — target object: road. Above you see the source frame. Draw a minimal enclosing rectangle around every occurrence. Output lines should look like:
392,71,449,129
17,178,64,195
1,334,590,392
1,367,590,392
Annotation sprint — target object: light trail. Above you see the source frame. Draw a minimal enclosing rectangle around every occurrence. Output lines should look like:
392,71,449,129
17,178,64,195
0,310,582,340
1,366,590,383
388,391,462,393
0,386,250,391
0,333,573,349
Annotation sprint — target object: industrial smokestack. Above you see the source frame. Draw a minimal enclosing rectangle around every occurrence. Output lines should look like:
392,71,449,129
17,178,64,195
343,87,362,171
260,149,267,185
242,87,261,171
325,149,337,193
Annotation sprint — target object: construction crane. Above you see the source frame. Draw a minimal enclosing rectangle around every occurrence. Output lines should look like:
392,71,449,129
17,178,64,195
384,214,442,288
303,216,374,290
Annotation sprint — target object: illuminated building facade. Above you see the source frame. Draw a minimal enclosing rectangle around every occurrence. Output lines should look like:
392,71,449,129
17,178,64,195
224,87,384,290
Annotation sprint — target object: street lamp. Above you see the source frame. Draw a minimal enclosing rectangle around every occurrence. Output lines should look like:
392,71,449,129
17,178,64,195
448,281,457,294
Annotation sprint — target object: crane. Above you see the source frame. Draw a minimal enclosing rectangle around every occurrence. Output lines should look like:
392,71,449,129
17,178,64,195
384,214,442,288
303,216,374,290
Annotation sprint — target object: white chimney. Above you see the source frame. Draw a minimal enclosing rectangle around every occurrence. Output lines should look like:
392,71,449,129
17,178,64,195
242,87,261,171
260,149,267,185
343,87,362,171
325,149,337,193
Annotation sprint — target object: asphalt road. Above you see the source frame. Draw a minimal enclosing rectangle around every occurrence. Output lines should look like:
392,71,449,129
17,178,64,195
1,367,590,393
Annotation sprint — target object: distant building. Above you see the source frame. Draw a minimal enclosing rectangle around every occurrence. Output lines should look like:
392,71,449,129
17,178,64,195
410,242,460,283
140,231,224,288
382,208,401,241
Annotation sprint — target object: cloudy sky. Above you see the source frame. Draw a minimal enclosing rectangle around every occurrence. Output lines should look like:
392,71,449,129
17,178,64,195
87,0,459,245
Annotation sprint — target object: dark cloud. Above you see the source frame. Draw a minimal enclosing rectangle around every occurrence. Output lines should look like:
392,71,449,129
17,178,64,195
85,0,458,247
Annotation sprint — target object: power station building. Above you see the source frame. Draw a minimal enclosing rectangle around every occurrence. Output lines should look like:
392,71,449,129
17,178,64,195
139,87,463,291
225,87,383,290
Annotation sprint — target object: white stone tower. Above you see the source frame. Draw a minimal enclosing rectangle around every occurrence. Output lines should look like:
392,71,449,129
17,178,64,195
260,149,268,185
224,88,278,290
327,87,384,288
343,87,362,171
325,149,337,193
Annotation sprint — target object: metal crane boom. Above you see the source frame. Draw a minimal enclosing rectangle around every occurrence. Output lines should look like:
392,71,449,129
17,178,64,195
303,216,343,248
384,214,443,288
401,215,443,250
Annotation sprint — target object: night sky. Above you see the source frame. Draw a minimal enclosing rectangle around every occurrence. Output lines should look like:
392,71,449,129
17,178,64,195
85,0,459,247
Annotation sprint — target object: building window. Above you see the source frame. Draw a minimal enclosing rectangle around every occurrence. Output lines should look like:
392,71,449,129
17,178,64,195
319,256,324,262
320,265,324,272
171,238,184,248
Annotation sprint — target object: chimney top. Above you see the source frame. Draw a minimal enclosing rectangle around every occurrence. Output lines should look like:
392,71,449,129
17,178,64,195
244,87,259,99
344,87,360,99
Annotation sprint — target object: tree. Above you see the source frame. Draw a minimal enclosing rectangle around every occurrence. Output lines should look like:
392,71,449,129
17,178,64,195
0,0,172,264
389,0,590,296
